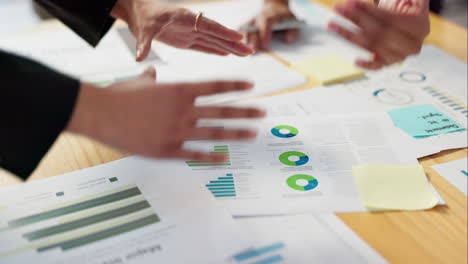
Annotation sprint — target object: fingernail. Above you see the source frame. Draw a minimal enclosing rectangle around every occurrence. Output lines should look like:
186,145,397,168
136,47,142,59
247,130,258,138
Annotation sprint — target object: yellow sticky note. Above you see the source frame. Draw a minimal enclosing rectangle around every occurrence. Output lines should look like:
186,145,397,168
352,164,439,211
292,55,364,85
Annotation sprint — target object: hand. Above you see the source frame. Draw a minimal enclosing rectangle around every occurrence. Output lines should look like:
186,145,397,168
111,0,254,61
245,0,299,51
328,0,430,69
67,67,266,162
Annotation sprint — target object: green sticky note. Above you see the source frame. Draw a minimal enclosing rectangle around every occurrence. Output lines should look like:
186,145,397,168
388,104,465,138
291,55,364,85
352,164,439,211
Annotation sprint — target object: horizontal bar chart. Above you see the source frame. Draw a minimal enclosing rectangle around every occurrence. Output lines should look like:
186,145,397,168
37,214,160,252
234,242,285,262
206,174,237,198
24,200,151,241
8,186,142,228
186,146,231,167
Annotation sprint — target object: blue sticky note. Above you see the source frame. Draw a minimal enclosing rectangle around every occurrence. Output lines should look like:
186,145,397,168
388,104,466,138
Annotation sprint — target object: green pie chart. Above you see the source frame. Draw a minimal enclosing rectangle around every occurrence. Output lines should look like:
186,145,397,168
287,174,319,191
279,151,309,166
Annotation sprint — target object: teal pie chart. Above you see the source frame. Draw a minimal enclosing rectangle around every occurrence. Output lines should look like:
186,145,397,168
287,174,318,191
271,125,299,138
279,151,309,166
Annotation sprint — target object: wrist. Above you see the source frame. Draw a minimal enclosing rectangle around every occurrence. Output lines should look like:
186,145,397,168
66,83,107,140
111,0,139,22
264,0,289,7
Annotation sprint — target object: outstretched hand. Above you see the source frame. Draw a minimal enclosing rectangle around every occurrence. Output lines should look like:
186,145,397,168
112,0,254,61
328,0,430,69
67,67,266,162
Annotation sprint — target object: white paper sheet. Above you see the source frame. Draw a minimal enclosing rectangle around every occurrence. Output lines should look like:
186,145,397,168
0,27,158,79
142,115,432,216
151,50,307,105
0,157,250,264
230,45,468,158
432,158,468,195
0,0,41,34
229,214,387,264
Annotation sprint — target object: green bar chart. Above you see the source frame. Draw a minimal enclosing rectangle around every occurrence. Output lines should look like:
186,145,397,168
0,185,160,257
186,145,232,167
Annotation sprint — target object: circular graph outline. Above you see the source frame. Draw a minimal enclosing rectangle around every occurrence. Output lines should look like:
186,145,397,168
286,174,319,191
399,71,427,83
271,125,299,138
372,88,414,105
279,151,310,166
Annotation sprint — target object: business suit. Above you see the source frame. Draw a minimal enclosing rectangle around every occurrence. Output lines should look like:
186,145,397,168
0,0,118,179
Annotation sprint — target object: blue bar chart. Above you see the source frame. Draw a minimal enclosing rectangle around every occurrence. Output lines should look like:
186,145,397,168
206,174,237,198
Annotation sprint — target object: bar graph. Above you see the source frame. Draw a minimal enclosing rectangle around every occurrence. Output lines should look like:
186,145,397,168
206,174,237,198
7,185,142,229
234,242,285,264
422,86,468,118
0,185,160,258
186,145,232,167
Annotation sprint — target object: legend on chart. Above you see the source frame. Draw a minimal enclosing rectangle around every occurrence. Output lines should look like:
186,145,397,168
186,145,231,167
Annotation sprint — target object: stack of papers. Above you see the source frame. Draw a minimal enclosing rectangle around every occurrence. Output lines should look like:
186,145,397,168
0,157,388,264
0,157,249,264
0,0,467,263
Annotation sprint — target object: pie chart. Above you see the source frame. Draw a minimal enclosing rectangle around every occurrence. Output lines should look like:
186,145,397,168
279,151,309,166
287,174,318,191
271,125,299,138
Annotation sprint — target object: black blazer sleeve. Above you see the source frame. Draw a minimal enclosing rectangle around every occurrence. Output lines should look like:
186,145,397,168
34,0,118,47
0,51,80,179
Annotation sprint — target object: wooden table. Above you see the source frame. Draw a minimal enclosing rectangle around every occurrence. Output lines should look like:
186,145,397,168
0,1,466,263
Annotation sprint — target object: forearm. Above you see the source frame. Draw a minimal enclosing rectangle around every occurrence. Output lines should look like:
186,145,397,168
34,0,118,46
0,50,80,179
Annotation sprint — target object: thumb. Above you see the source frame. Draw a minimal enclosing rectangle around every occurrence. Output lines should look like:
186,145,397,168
136,34,153,62
140,66,157,82
285,29,300,44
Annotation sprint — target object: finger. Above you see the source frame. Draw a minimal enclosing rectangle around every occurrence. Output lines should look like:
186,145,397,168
199,34,253,56
355,58,384,70
247,32,261,52
188,81,254,97
136,34,153,62
353,0,422,38
334,4,383,38
170,149,229,163
284,29,300,44
188,128,258,141
193,39,233,55
381,29,422,57
141,66,157,81
328,22,375,52
198,16,244,41
190,44,229,56
258,17,274,50
194,107,266,119
373,45,407,65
